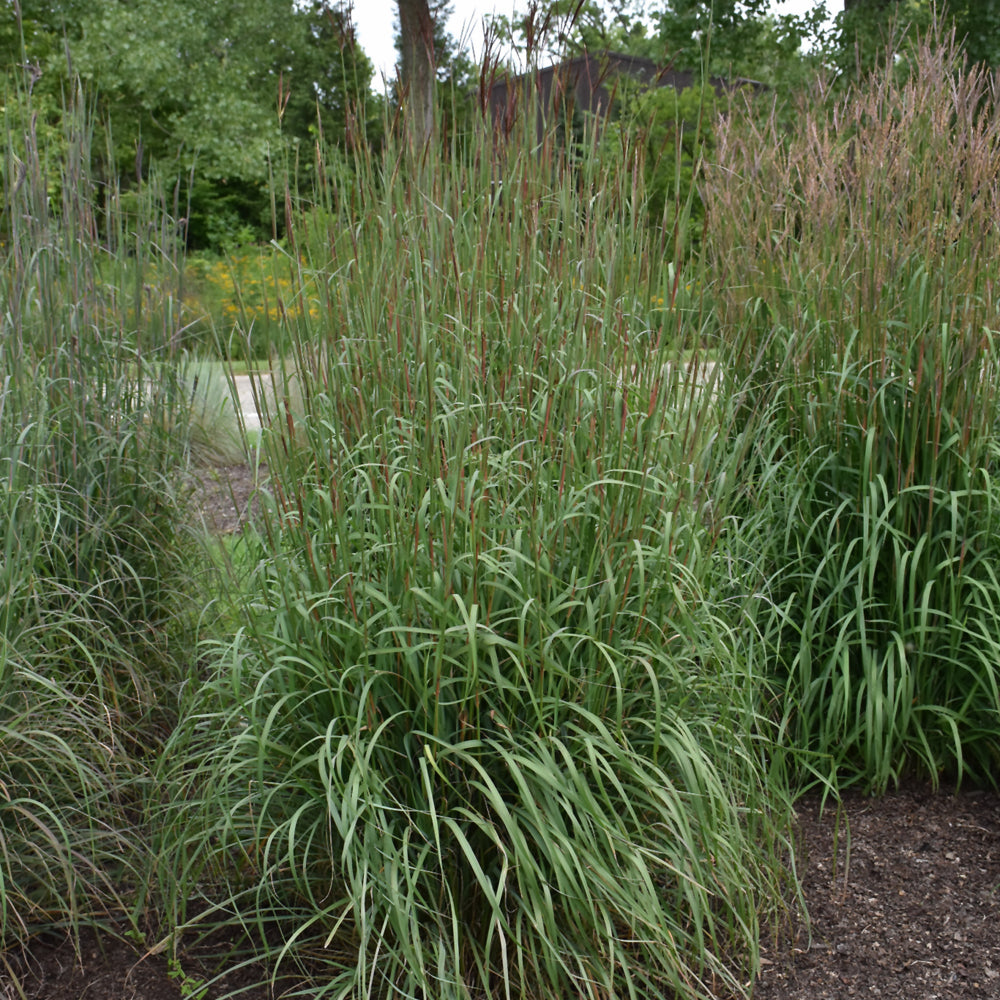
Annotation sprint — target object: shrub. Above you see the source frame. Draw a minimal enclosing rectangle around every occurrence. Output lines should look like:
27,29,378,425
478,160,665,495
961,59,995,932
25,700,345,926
602,83,719,251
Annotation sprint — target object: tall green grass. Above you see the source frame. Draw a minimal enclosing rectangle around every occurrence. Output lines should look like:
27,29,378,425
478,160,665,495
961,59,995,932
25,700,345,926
1,80,199,951
705,31,1000,790
157,97,794,998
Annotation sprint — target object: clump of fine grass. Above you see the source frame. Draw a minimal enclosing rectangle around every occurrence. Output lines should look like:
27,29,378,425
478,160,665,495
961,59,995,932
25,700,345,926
0,77,200,952
704,27,1000,791
156,82,794,999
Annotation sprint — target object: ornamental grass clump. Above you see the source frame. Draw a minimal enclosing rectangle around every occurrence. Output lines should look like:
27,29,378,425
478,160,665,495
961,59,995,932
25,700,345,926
704,28,1000,791
0,82,198,949
158,98,793,999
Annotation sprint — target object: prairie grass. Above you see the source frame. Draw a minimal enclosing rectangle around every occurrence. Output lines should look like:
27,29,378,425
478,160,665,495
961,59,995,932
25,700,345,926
7,18,1000,1000
156,95,794,999
0,81,199,950
704,30,1000,790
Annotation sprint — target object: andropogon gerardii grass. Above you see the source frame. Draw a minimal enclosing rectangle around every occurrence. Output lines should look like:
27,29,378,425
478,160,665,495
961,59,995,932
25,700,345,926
704,29,1000,792
156,86,794,1000
1,78,203,956
14,22,1000,999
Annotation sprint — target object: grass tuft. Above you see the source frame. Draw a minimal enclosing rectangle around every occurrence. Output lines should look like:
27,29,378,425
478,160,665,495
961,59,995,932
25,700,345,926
705,28,1000,791
157,96,793,999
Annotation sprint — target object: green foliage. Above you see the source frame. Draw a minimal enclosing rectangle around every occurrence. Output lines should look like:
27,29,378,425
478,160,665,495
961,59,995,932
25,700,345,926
278,0,377,149
4,0,378,249
835,0,933,79
182,248,321,359
156,102,793,1000
705,29,1000,791
9,8,1000,995
655,0,828,82
0,77,200,954
825,0,1000,80
950,0,1000,66
497,0,663,60
603,83,718,249
649,0,998,96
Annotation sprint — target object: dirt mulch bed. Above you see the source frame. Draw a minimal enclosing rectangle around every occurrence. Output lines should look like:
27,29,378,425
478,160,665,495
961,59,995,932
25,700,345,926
3,927,280,1000
756,782,1000,999
4,784,997,999
188,462,268,536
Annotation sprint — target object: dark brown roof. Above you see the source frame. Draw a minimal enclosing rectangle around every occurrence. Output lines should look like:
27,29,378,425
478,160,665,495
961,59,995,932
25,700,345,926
488,51,760,136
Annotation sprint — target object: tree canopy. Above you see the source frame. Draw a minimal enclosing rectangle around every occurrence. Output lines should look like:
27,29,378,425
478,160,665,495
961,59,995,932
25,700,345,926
3,0,377,247
5,0,998,247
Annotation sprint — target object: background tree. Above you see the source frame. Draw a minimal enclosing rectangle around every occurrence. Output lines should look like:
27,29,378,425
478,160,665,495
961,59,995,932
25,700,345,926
534,0,662,60
391,0,485,150
649,1,999,89
481,0,661,73
654,0,831,84
3,0,378,248
835,0,1000,78
278,3,378,154
940,0,1000,67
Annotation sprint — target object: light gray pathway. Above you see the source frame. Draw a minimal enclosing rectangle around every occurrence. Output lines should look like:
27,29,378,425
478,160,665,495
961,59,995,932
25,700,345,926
231,374,265,431
204,363,715,436
188,372,282,433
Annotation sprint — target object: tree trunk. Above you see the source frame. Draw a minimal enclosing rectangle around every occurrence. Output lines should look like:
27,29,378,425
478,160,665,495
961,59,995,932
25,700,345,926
396,0,436,149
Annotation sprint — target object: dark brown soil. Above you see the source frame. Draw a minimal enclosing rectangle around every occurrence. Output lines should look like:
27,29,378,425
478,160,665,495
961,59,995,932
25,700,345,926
188,462,268,535
756,783,1000,999
6,784,998,999
2,926,281,1000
